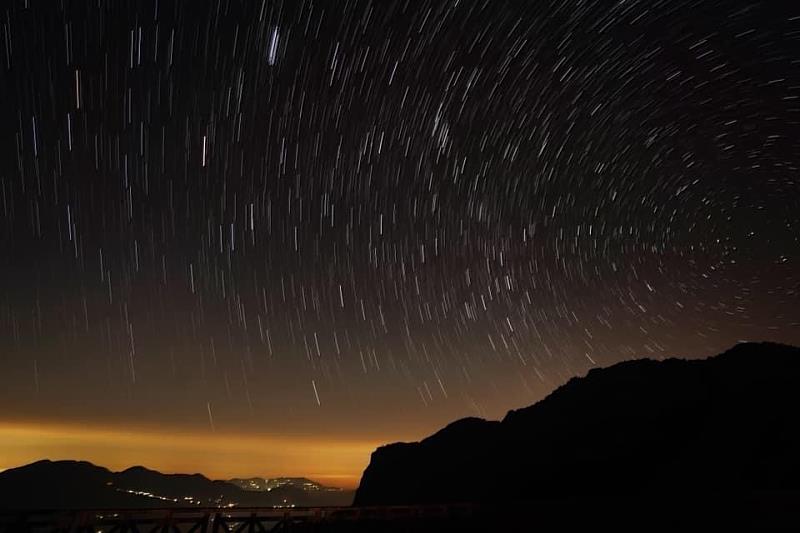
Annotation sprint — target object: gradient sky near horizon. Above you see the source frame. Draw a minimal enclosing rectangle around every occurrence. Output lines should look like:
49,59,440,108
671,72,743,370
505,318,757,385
1,0,798,486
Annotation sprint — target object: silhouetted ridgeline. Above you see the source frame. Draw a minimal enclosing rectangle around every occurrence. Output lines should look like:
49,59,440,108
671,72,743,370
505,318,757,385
0,461,353,509
355,342,800,506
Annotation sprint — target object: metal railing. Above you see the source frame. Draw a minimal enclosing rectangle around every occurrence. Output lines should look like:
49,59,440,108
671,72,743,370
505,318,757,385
0,505,477,532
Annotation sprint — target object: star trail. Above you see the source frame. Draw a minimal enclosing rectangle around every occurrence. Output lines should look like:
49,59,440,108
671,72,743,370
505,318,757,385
0,0,798,482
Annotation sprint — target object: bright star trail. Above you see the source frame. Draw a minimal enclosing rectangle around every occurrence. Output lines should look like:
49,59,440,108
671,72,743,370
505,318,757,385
0,0,798,484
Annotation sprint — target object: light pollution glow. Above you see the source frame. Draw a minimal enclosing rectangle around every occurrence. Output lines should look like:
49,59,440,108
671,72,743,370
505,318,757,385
0,421,383,489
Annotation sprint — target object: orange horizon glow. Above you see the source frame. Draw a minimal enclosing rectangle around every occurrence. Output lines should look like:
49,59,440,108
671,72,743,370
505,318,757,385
0,420,387,489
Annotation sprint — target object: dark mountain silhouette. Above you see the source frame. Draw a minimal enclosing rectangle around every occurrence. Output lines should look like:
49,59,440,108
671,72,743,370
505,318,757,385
354,342,800,507
0,460,353,509
114,465,247,505
0,461,154,509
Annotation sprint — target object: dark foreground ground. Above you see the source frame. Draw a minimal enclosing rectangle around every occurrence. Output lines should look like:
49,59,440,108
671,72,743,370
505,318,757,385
2,493,799,532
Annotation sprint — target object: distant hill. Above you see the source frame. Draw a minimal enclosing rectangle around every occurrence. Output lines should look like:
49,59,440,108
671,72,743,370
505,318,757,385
228,477,339,492
0,461,353,509
354,342,800,506
0,461,155,509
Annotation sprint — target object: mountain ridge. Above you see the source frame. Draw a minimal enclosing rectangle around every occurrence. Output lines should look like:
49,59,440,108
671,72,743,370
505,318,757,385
354,341,800,506
0,459,354,509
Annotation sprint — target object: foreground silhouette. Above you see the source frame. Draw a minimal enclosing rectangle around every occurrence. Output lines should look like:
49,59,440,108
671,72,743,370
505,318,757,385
352,342,800,525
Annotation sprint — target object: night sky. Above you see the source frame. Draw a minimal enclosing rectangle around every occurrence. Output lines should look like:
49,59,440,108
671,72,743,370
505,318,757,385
1,0,798,486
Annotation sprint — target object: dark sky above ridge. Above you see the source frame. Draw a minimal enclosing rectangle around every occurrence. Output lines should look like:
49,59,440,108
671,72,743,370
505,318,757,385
0,0,798,484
